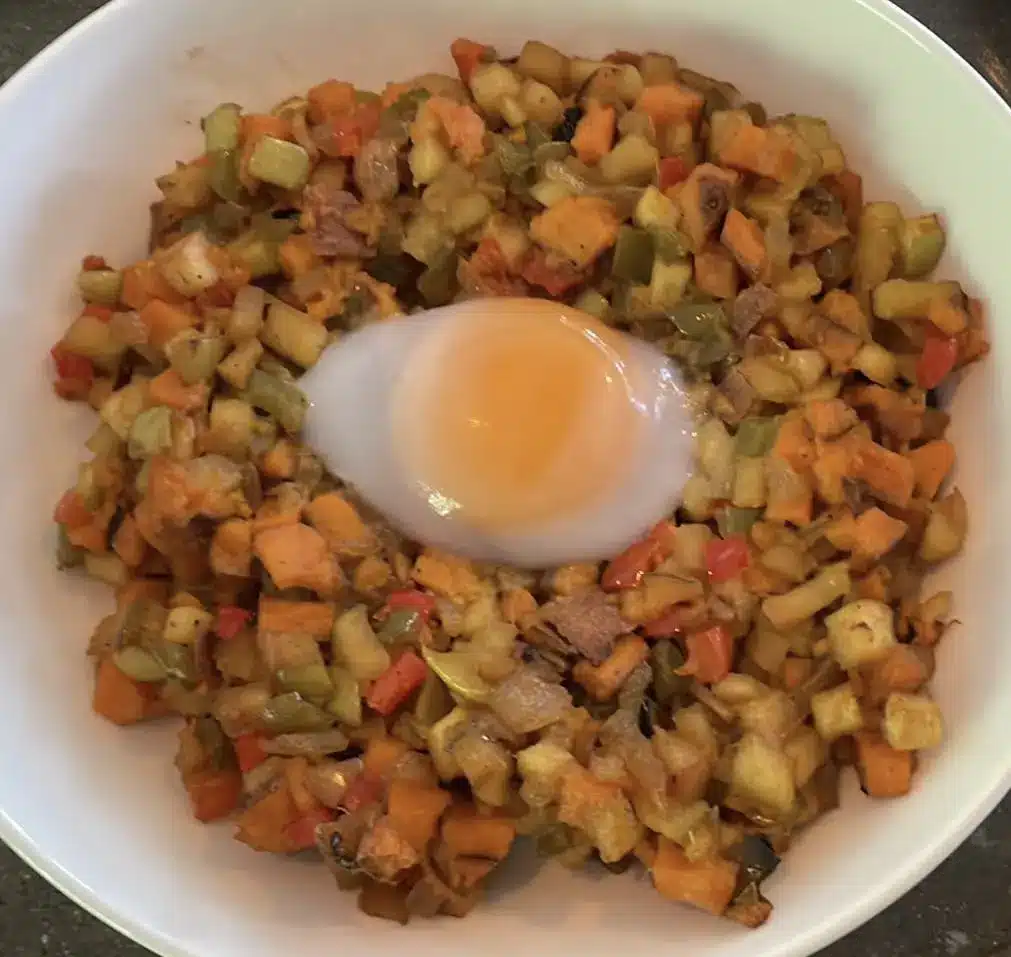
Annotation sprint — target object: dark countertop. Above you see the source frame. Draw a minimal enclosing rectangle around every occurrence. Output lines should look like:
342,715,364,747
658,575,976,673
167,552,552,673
0,1,1008,955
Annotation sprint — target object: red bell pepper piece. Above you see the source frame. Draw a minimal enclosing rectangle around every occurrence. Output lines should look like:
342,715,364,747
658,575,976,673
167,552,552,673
365,649,429,716
233,733,270,773
658,156,691,191
677,625,733,684
284,806,336,851
216,606,252,640
916,331,959,389
380,589,437,622
705,536,750,584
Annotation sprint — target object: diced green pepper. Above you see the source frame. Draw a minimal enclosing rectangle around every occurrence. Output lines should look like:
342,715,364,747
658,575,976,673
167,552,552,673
898,214,946,279
113,645,167,683
611,226,655,284
150,639,199,685
248,137,311,191
228,230,281,279
261,692,334,733
652,228,691,263
650,640,691,704
56,526,84,570
493,136,535,177
193,716,236,771
208,150,242,203
735,416,780,456
377,609,423,644
417,249,460,307
573,289,611,321
128,405,173,459
326,666,363,726
718,506,762,538
77,269,123,306
242,369,308,433
203,103,242,154
413,670,453,728
668,301,728,339
277,663,334,700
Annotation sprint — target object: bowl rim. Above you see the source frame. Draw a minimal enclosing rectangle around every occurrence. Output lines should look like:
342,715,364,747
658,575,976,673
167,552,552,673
2,0,1010,954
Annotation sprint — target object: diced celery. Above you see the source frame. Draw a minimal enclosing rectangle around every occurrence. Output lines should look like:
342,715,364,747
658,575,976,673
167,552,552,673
493,136,535,177
529,179,574,208
735,416,780,456
166,330,227,384
276,663,334,700
128,405,173,459
247,137,311,191
100,382,148,439
77,269,123,306
203,102,242,154
242,369,308,433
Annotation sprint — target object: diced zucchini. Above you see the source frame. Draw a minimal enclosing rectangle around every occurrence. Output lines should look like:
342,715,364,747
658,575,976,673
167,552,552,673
446,192,493,234
228,230,281,279
872,279,962,320
898,214,945,279
128,405,173,459
469,63,523,116
853,201,901,302
77,269,123,306
261,300,327,368
166,330,228,384
228,285,266,343
332,605,390,682
529,179,575,208
203,102,242,153
157,232,221,298
402,211,451,265
261,692,334,733
649,258,692,309
639,53,678,86
825,599,896,669
100,382,148,439
882,692,943,751
731,456,766,509
515,40,570,95
421,647,493,704
811,683,863,741
241,369,307,433
218,339,264,390
409,137,452,186
730,734,796,816
735,416,779,457
247,136,311,191
599,134,659,185
635,185,680,231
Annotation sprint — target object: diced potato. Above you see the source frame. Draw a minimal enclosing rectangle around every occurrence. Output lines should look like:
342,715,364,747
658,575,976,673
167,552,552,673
811,682,864,741
515,40,570,95
156,232,220,297
468,62,523,116
517,740,576,807
455,733,515,806
696,417,735,497
919,489,967,563
520,78,564,127
218,339,264,390
737,690,796,744
599,134,659,185
783,726,827,788
620,573,703,624
883,692,943,751
261,300,327,368
730,733,796,816
558,766,643,863
825,599,896,669
761,563,850,631
409,137,452,186
634,185,680,231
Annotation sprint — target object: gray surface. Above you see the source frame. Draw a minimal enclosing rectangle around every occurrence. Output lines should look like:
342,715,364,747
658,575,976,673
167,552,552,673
0,0,1008,954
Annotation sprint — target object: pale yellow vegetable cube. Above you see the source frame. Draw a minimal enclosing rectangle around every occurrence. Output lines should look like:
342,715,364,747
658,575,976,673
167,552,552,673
811,682,864,741
883,692,944,751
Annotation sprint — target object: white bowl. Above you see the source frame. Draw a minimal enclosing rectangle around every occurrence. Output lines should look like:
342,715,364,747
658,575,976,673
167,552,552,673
1,0,1008,955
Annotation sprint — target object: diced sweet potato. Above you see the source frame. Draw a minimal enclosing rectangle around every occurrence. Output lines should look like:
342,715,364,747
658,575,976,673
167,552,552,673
139,299,196,350
652,838,739,915
304,492,377,558
92,658,163,726
387,779,452,852
855,730,913,798
906,439,955,501
803,398,858,440
530,196,621,268
718,125,796,183
572,100,616,165
572,635,648,701
257,597,334,637
721,209,767,281
235,785,300,853
853,507,908,560
253,523,340,597
634,83,704,126
209,518,253,578
149,368,208,412
442,804,516,861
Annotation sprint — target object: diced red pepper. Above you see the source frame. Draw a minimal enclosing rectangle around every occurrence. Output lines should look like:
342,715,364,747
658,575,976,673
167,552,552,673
319,101,381,158
82,304,114,322
649,520,678,558
51,343,95,383
677,625,733,684
341,772,383,812
81,255,108,271
705,536,750,584
216,606,252,640
233,733,270,773
602,539,662,592
283,806,336,850
520,248,585,296
381,589,437,622
53,489,92,528
658,156,691,191
450,38,491,83
365,650,429,716
916,331,959,390
186,768,243,822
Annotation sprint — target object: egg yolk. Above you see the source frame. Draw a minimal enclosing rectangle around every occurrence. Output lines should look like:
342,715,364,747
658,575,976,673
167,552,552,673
393,298,643,531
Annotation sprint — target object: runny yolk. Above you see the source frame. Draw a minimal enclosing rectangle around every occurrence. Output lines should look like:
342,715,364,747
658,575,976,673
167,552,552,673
394,298,643,531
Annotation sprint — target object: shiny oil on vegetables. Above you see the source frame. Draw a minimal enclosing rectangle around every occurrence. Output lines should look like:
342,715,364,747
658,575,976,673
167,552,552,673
50,36,985,928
